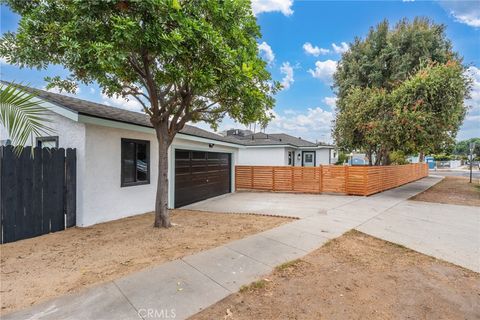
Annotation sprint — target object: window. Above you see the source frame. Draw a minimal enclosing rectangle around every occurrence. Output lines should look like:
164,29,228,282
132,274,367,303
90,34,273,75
36,136,59,148
121,138,150,187
288,151,294,166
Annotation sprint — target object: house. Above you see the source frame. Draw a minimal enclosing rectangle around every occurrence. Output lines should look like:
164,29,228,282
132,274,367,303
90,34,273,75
0,83,335,227
1,84,244,227
225,129,337,166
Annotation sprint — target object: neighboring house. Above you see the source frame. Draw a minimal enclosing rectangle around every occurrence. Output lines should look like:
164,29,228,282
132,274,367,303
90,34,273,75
224,129,337,166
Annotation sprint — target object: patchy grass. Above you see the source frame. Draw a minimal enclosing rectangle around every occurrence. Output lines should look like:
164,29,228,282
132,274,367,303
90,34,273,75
239,279,268,293
410,176,480,206
274,259,302,272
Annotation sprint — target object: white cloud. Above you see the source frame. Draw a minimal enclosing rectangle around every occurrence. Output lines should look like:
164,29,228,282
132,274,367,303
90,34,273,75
194,107,334,143
258,41,275,64
251,0,293,16
280,62,294,90
323,96,337,109
308,60,337,84
458,66,480,140
303,42,330,56
89,87,96,94
465,66,480,112
101,93,143,112
332,42,349,54
267,108,334,142
440,1,480,28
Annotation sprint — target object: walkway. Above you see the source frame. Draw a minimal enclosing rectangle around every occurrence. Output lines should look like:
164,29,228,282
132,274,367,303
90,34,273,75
8,176,474,320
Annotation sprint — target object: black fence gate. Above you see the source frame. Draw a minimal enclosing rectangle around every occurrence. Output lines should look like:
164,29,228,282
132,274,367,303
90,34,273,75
0,146,76,244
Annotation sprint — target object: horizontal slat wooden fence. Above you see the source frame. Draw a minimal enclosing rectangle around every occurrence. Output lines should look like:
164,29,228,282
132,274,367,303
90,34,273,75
235,163,428,196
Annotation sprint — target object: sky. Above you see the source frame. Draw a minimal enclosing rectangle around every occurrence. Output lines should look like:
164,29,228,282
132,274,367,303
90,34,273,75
1,0,479,143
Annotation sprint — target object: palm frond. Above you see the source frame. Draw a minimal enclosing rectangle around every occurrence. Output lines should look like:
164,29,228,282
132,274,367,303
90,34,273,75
0,82,54,150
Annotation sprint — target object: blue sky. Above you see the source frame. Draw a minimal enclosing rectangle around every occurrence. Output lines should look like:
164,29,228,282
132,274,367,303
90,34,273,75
1,0,479,143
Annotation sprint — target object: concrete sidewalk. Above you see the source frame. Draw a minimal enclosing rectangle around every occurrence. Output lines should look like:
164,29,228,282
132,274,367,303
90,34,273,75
357,201,480,272
4,176,446,320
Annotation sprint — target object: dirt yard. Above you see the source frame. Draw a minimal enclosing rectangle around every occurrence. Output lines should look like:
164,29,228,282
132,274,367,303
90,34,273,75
410,176,480,206
0,210,290,315
191,230,480,320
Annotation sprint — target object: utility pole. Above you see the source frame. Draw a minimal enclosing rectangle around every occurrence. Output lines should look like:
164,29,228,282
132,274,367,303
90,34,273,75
469,142,476,183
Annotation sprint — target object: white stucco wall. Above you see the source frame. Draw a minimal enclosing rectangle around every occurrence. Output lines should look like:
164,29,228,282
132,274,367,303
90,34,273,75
237,147,287,166
80,123,238,226
316,149,331,165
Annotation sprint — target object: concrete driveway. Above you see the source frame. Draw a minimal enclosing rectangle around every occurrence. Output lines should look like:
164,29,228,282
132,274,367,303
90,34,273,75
183,192,359,218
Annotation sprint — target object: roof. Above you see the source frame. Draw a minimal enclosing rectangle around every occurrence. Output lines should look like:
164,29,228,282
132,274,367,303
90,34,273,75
229,131,334,148
0,81,241,145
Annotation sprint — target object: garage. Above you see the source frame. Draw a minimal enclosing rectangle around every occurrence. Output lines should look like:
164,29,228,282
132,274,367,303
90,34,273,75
174,149,231,207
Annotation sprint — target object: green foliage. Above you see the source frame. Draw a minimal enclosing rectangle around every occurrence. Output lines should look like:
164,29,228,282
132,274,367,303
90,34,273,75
0,82,53,150
389,150,408,165
333,18,470,165
0,0,278,136
432,153,452,161
454,138,480,155
335,152,348,165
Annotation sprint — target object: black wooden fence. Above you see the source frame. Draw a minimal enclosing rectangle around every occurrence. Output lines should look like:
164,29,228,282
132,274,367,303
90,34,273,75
0,146,76,244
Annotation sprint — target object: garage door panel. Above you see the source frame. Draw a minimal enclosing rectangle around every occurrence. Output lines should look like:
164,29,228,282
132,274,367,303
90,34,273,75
174,149,231,207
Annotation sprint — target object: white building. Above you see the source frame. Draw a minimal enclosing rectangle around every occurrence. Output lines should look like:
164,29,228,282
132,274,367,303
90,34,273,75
225,129,337,167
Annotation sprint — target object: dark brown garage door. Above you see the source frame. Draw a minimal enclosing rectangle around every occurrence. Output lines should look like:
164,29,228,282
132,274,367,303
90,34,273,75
174,149,231,208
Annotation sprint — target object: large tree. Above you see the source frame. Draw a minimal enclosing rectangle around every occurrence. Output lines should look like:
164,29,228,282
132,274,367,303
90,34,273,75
333,18,470,164
1,0,278,227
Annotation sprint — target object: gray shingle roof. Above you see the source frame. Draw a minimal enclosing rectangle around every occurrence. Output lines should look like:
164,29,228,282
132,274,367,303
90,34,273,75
0,81,241,145
230,132,332,148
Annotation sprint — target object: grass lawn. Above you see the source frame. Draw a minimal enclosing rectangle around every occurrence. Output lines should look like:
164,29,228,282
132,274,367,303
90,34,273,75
0,210,291,315
191,230,479,320
410,176,480,206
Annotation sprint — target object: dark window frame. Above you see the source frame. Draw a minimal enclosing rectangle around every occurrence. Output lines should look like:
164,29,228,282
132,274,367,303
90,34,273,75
36,136,59,148
121,138,150,187
301,151,316,166
288,150,295,166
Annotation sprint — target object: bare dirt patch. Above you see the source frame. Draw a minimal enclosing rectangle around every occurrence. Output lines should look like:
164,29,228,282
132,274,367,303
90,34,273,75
410,176,480,206
191,230,480,320
0,210,290,315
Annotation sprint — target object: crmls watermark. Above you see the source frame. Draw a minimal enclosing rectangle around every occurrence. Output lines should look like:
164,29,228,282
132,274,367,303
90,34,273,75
138,308,176,319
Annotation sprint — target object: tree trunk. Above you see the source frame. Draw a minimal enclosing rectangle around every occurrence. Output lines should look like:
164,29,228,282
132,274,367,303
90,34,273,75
154,121,172,228
419,152,425,163
367,149,373,166
382,150,390,166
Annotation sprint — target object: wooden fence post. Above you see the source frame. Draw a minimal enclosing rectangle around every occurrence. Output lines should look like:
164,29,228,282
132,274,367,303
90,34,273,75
363,167,368,196
250,166,254,189
272,167,276,191
319,165,323,193
344,165,348,194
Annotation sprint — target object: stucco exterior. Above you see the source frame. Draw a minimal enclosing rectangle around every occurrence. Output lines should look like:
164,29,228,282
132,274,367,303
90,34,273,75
1,110,238,227
236,146,334,167
237,147,286,166
80,124,238,226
